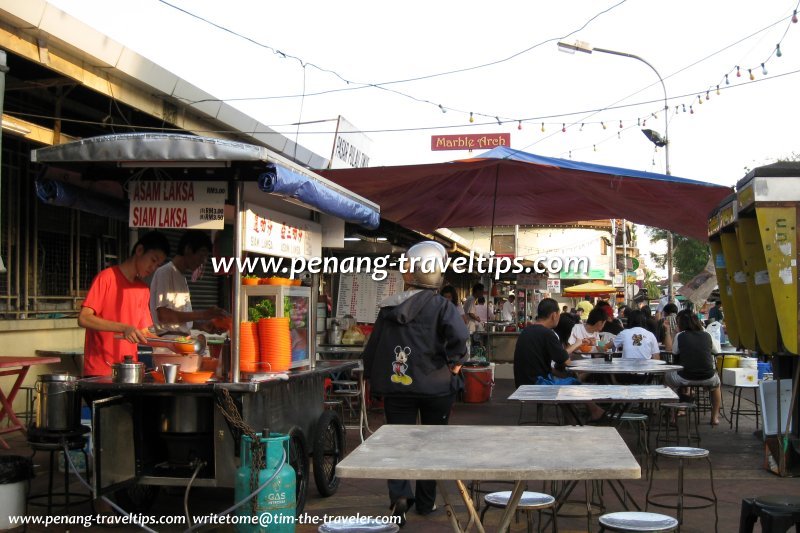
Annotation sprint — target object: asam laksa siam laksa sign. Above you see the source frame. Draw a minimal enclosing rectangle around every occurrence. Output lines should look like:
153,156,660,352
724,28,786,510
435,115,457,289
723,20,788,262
129,181,227,230
431,133,510,151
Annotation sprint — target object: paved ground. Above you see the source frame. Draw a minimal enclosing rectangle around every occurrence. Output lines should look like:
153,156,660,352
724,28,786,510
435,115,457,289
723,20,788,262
3,379,799,532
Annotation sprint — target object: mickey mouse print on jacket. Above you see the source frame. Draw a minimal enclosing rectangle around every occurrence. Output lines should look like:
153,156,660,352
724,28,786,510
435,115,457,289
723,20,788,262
391,346,413,385
363,289,469,397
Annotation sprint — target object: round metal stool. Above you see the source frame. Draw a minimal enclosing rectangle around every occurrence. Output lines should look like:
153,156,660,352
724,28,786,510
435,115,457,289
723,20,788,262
618,412,650,474
318,517,400,532
646,447,718,532
730,383,760,433
27,425,93,514
481,491,558,533
654,402,700,447
598,511,678,532
739,495,800,533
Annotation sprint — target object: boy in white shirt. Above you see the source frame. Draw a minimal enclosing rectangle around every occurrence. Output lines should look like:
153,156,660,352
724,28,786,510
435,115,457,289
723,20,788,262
567,308,607,356
613,310,660,360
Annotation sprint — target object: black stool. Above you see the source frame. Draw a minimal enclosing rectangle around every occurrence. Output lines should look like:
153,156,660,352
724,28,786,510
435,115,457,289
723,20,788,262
27,425,92,514
730,384,760,432
739,495,800,533
689,385,712,415
598,512,678,532
654,403,700,447
646,447,718,531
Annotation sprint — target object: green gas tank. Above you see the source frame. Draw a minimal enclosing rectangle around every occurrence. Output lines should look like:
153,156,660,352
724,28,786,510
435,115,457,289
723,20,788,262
235,431,296,532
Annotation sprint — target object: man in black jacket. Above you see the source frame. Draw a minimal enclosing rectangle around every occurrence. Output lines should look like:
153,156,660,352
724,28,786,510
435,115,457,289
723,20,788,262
363,241,469,525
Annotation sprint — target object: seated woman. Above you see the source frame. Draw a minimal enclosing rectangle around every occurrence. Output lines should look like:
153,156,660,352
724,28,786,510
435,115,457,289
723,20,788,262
613,310,660,360
664,309,722,426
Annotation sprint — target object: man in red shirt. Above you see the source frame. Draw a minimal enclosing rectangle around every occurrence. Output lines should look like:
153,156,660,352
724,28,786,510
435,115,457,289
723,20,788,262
78,232,170,377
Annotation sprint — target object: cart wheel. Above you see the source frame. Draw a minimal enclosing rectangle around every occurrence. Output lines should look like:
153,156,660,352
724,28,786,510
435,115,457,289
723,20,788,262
287,425,309,515
114,483,160,512
312,410,345,497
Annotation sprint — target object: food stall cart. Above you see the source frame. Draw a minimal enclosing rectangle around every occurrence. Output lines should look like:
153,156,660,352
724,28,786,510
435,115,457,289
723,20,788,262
30,133,381,512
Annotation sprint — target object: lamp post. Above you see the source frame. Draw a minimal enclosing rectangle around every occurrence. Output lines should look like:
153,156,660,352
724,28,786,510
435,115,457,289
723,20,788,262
558,40,674,304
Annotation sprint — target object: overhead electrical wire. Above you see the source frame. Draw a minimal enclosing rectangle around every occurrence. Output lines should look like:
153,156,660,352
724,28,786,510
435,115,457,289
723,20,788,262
10,65,800,138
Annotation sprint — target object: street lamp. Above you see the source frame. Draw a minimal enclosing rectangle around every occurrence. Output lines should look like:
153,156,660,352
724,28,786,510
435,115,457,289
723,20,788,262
557,39,675,304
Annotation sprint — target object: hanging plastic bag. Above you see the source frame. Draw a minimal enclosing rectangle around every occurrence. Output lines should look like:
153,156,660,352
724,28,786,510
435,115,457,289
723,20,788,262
341,325,366,345
705,321,722,353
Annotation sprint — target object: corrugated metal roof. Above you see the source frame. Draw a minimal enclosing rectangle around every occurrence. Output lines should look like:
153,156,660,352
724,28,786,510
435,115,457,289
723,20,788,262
0,0,328,169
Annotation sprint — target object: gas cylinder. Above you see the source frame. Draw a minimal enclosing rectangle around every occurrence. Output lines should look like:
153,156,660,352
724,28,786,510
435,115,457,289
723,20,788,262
235,432,296,532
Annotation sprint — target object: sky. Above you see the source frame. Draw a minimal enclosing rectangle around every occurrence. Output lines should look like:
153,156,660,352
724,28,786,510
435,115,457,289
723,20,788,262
46,0,800,189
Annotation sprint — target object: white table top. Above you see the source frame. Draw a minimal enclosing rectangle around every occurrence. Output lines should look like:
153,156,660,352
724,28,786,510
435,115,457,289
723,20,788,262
571,357,666,365
508,385,679,403
337,425,641,481
567,359,682,374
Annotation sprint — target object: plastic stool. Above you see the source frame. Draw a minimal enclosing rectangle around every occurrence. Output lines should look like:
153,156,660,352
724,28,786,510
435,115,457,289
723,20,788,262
655,403,700,447
481,490,558,533
739,495,800,533
318,517,400,532
646,447,718,531
730,384,760,433
598,511,678,532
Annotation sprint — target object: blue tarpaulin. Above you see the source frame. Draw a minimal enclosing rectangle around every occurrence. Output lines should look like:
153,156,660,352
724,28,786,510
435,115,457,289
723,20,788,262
35,180,128,221
258,163,380,229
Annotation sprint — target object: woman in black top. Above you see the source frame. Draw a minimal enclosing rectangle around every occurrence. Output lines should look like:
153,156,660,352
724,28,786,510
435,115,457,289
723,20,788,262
664,310,721,425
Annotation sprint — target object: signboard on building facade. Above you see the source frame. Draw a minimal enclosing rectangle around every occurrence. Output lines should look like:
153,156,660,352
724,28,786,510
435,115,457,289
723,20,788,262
430,133,511,151
243,203,321,260
129,180,226,229
329,116,372,169
546,278,561,293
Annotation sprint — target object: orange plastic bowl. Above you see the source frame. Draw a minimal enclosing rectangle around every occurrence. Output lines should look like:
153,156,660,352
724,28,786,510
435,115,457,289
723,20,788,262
180,371,214,383
579,345,593,353
173,342,196,354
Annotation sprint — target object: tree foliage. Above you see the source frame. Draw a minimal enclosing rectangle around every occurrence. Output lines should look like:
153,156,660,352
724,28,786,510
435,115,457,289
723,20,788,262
648,228,710,283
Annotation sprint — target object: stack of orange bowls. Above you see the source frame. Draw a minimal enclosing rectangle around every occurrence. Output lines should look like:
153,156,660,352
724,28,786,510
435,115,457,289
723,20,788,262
239,322,260,373
257,317,291,372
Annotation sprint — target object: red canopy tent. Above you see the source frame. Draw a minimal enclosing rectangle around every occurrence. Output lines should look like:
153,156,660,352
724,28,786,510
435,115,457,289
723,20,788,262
319,147,732,240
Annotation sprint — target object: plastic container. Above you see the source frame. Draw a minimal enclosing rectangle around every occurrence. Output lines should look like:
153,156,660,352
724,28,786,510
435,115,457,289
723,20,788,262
715,354,740,374
462,367,494,403
739,357,758,369
757,361,771,380
0,456,33,529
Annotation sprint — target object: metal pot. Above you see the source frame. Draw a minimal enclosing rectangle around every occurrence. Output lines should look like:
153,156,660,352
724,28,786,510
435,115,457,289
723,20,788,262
159,396,214,433
35,374,80,431
111,356,145,383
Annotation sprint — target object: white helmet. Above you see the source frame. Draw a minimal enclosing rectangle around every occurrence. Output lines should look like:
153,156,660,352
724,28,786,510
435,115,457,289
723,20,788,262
402,241,448,289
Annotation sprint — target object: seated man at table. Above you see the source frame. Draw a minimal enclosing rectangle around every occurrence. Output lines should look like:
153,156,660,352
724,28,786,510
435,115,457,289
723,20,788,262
613,310,660,360
513,298,604,421
566,307,607,357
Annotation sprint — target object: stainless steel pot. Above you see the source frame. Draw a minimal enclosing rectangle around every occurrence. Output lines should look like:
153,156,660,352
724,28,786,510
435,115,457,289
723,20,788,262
159,396,214,433
35,373,80,431
111,356,145,383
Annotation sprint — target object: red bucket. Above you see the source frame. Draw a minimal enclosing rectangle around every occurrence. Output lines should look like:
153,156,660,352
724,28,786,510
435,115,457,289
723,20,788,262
462,367,493,403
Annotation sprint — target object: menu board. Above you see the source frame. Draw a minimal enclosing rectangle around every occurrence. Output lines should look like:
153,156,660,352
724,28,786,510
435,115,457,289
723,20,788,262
336,271,405,323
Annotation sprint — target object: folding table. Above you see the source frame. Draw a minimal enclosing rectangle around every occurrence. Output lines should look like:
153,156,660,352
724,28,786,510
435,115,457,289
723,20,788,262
0,356,60,448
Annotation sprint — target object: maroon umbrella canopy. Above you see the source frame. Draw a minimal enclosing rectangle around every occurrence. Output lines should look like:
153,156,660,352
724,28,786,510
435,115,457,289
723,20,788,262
319,147,733,241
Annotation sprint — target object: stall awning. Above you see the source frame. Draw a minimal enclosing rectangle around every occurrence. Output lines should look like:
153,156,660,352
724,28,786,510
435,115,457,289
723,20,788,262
563,281,616,297
319,146,732,240
31,133,380,229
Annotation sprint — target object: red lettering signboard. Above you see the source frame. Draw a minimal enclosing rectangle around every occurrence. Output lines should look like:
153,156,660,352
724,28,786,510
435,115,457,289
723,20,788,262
431,133,511,151
128,180,226,229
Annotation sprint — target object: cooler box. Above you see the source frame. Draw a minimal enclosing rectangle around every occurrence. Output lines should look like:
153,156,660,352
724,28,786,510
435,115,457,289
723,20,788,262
722,367,758,386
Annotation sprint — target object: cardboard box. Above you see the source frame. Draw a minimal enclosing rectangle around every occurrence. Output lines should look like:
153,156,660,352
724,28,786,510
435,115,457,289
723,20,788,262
722,367,758,386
